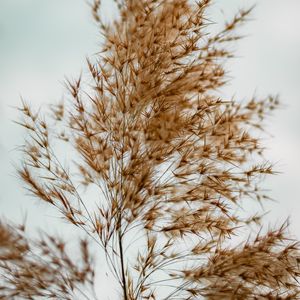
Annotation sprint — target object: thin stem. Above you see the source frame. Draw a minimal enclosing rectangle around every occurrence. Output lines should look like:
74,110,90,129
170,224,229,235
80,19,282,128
118,91,128,300
118,229,128,300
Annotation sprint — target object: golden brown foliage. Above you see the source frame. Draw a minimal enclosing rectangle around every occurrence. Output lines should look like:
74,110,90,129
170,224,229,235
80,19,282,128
2,0,300,299
0,221,96,299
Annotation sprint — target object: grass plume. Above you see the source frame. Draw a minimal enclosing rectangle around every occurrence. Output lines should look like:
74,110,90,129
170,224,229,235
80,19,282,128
1,0,300,299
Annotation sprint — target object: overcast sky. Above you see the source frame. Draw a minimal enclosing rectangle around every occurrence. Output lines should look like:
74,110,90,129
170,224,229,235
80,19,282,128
0,0,300,298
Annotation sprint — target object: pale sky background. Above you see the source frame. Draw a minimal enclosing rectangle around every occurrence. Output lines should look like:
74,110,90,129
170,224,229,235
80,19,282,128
0,0,300,297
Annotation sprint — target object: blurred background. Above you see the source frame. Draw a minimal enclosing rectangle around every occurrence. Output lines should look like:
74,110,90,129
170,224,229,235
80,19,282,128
0,0,299,271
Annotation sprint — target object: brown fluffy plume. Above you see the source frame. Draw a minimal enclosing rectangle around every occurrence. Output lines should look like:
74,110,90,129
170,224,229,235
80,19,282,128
2,0,300,299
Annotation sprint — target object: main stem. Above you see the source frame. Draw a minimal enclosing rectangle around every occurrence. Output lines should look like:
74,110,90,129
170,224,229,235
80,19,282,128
119,111,128,300
118,229,128,300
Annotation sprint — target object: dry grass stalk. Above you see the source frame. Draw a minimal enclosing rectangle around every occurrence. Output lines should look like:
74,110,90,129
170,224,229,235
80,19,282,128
1,0,300,299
